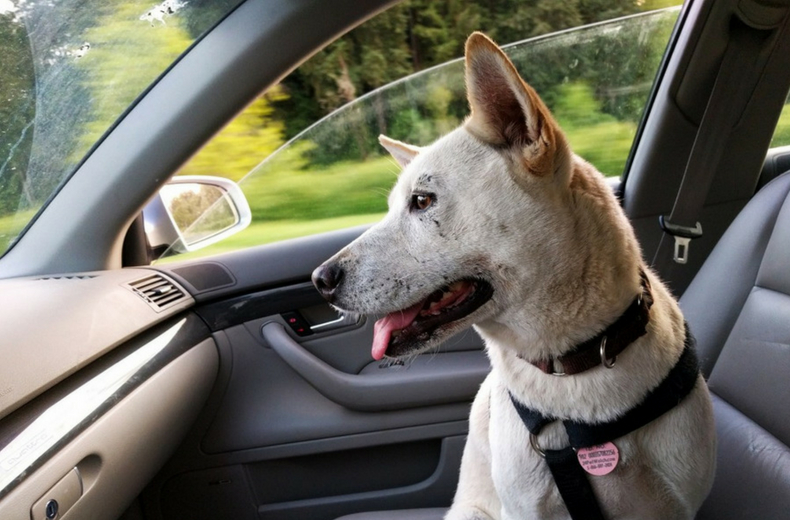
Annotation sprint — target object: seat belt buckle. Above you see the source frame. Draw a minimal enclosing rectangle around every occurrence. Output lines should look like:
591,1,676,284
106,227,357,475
659,216,703,265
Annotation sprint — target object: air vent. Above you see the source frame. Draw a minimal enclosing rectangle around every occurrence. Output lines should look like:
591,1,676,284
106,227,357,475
128,274,187,311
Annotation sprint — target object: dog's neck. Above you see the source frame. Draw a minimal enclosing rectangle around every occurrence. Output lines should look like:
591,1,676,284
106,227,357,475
474,159,687,422
526,269,653,376
476,266,686,423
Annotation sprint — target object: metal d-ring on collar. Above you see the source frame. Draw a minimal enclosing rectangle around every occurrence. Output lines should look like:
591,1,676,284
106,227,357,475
550,359,566,377
600,336,616,369
551,335,617,375
530,268,653,376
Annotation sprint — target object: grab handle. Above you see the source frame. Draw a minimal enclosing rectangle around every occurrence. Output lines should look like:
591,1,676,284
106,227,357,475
261,322,489,412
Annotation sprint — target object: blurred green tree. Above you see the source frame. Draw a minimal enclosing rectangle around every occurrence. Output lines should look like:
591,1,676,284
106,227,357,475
178,89,288,181
0,11,35,216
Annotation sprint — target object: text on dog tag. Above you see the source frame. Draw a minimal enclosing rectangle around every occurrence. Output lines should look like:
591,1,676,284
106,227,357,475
577,442,619,476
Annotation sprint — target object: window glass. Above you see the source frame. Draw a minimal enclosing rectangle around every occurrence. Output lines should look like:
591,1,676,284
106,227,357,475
771,93,790,148
157,2,683,263
0,0,244,256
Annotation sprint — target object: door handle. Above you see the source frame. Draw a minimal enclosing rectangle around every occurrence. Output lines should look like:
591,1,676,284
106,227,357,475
309,312,358,332
261,323,490,412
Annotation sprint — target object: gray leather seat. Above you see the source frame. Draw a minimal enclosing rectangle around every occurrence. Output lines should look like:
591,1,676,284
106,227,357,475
337,172,790,520
681,171,790,519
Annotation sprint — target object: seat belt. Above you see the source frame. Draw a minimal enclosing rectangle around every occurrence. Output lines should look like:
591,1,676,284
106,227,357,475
651,22,765,276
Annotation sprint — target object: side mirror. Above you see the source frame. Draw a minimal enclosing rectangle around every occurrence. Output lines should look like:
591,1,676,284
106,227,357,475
143,176,251,259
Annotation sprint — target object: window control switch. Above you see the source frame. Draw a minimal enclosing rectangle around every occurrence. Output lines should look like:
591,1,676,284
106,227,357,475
281,312,313,337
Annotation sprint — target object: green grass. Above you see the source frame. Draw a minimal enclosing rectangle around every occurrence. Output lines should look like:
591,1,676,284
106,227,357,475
771,102,790,148
238,153,399,223
155,212,385,264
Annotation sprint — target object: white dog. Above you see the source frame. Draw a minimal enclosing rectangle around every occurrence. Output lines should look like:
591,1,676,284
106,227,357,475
313,32,716,520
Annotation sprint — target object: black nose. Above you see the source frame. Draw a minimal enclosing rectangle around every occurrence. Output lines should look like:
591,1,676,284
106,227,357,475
312,263,344,301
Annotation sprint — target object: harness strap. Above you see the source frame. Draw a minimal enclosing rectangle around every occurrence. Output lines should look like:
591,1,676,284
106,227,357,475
565,334,699,447
545,447,607,520
510,323,700,520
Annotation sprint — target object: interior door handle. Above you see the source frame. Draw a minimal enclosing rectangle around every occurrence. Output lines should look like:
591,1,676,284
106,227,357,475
261,322,490,412
309,312,358,332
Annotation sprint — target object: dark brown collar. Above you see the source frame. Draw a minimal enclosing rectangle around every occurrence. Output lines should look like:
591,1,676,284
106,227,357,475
530,269,653,376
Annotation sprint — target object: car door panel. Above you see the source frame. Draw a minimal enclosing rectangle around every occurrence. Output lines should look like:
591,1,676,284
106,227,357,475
143,230,488,519
201,324,477,453
156,436,464,520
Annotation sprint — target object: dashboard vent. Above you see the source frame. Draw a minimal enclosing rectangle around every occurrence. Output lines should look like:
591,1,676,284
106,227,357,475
128,274,187,311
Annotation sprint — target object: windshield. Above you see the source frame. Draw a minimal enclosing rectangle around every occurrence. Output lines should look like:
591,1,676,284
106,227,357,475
0,0,244,256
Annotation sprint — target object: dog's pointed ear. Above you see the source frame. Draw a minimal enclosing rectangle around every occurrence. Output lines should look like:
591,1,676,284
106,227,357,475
379,135,421,168
464,32,567,178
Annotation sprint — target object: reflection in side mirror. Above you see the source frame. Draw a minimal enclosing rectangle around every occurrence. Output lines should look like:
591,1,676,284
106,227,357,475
161,183,237,245
143,176,251,260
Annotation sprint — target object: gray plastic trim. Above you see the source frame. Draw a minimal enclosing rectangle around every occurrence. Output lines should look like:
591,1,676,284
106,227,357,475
256,436,464,520
261,323,490,412
0,315,209,500
759,146,790,190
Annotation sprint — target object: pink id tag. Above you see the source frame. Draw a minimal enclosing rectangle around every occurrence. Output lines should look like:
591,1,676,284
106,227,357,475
577,442,619,476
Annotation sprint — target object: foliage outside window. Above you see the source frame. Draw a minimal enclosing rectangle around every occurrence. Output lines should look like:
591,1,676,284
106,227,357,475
162,1,683,262
0,0,244,256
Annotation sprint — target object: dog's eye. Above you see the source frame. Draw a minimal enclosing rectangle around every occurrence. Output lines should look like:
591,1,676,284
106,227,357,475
411,193,434,211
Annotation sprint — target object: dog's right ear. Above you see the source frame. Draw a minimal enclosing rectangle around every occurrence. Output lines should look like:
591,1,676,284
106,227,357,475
379,135,421,168
464,32,567,178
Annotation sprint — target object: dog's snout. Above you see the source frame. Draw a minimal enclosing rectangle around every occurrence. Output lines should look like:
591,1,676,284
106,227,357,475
312,263,344,301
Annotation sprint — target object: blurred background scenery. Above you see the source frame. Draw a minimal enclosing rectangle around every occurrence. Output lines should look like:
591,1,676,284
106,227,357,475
1,0,787,260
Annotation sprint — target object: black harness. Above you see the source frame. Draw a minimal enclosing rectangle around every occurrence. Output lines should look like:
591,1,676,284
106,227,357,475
510,325,700,519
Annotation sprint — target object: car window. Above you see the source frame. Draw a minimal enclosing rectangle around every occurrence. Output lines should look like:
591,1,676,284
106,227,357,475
0,0,244,257
152,3,684,263
771,93,790,148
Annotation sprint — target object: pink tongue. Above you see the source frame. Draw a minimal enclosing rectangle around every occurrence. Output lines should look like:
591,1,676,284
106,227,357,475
372,301,424,360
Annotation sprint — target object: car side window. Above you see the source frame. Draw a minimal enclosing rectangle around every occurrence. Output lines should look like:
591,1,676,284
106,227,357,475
771,93,790,147
154,2,683,263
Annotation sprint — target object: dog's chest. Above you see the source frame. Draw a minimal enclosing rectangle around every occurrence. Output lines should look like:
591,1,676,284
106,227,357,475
488,388,573,519
486,377,643,519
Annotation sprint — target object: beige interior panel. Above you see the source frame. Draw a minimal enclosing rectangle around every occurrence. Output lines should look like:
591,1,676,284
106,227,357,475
0,340,217,520
0,269,193,422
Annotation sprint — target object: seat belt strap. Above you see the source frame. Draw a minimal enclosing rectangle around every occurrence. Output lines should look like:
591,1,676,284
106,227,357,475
653,23,764,269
